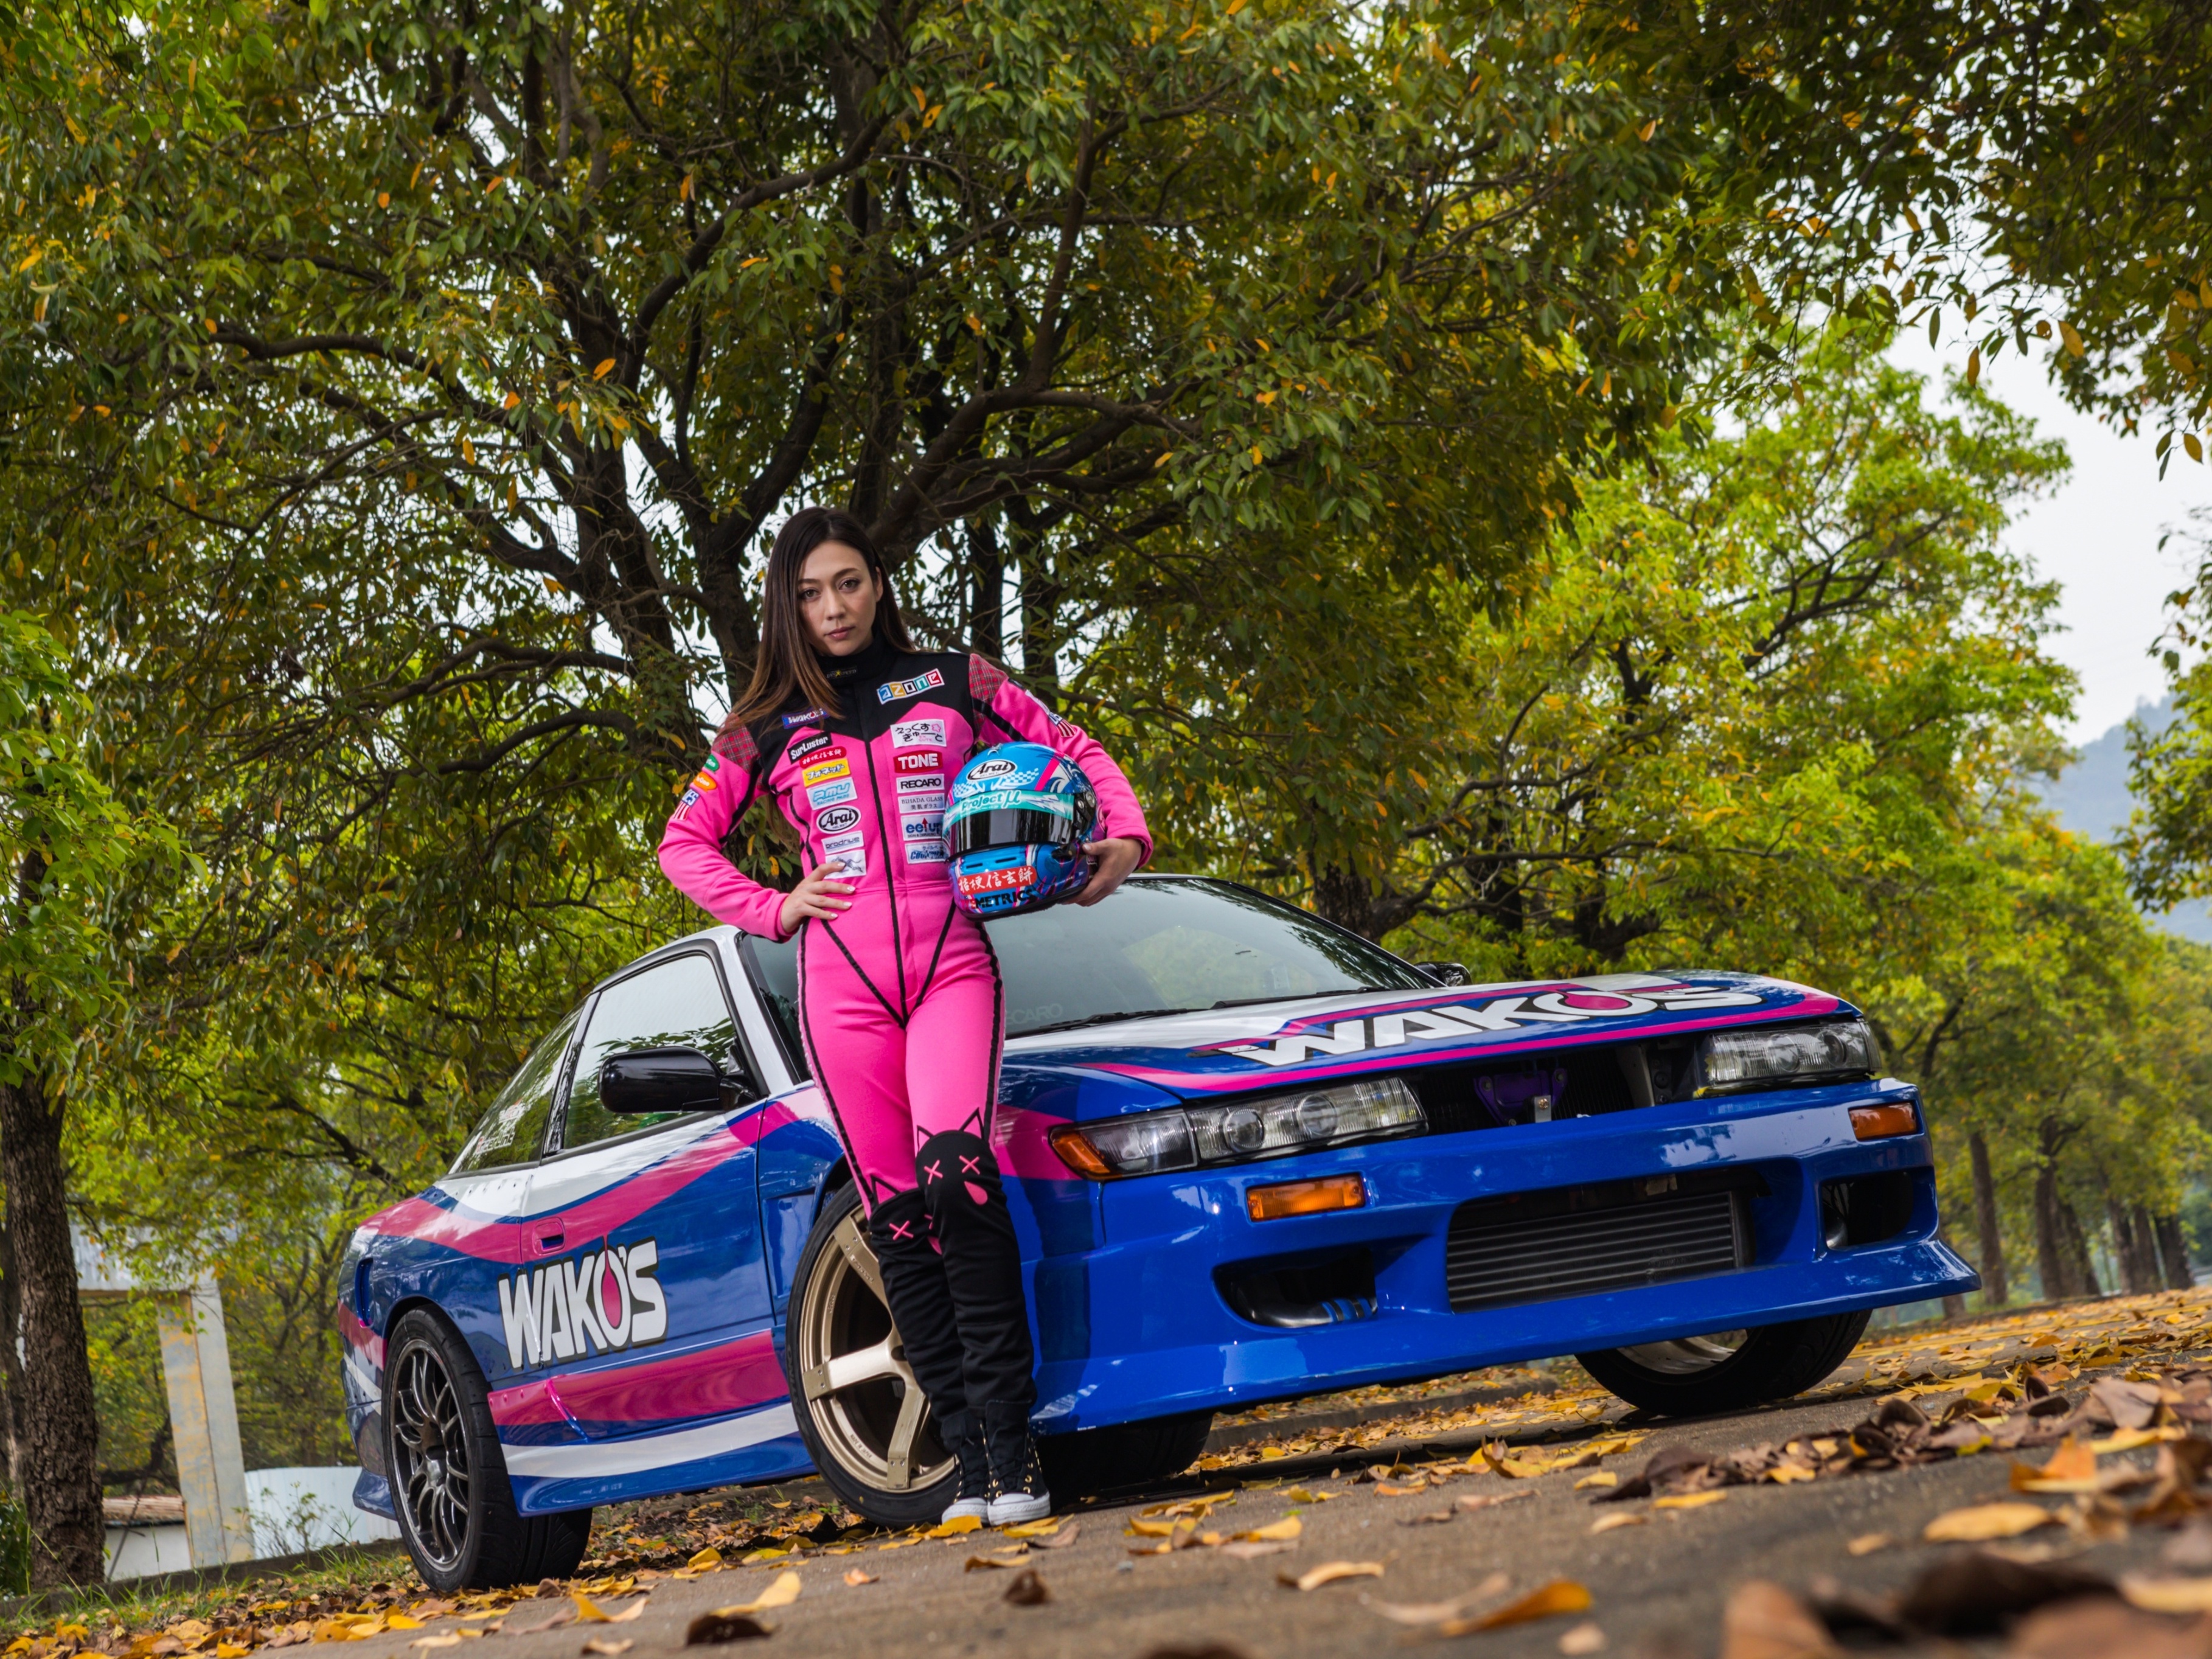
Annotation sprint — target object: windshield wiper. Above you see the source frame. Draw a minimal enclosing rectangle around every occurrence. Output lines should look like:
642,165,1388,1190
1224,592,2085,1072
1020,1007,1190,1035
1208,990,1378,1009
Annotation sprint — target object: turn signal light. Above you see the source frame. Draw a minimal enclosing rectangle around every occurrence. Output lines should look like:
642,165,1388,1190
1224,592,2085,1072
1247,1174,1366,1222
1046,1125,1113,1178
1849,1103,1919,1141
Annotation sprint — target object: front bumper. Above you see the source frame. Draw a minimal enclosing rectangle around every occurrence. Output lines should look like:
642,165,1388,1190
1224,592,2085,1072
1028,1078,1974,1431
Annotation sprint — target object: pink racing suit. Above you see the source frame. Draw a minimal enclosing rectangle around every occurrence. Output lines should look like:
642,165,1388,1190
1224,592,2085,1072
656,640,1152,1429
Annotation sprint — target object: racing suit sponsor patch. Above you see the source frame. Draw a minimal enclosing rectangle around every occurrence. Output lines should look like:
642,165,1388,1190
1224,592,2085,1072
896,773,945,795
876,669,946,704
895,750,942,774
782,706,827,728
674,786,703,818
822,830,866,877
890,717,947,749
808,777,858,809
906,840,948,863
498,1239,668,1369
901,812,944,841
815,804,861,835
788,732,833,763
802,757,851,786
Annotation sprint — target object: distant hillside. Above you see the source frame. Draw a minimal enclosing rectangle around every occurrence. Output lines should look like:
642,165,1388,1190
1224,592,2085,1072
2036,698,2212,943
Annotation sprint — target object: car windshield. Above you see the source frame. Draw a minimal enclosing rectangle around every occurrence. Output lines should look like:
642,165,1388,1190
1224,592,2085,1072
743,878,1428,1049
990,877,1425,1036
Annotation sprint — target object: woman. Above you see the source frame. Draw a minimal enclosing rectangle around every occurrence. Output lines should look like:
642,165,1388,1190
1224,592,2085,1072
658,507,1151,1525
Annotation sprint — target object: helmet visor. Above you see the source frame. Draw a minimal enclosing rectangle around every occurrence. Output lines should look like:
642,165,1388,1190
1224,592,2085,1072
947,805,1082,857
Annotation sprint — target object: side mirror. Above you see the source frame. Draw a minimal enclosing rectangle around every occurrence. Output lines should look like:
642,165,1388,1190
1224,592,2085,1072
1414,961,1472,987
600,1048,729,1116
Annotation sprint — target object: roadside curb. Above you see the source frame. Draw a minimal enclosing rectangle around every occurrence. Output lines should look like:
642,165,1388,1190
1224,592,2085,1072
1201,1376,1562,1452
0,1540,408,1624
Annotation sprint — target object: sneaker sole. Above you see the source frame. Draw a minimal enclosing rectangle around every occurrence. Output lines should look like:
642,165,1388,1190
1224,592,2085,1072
985,1491,1052,1526
941,1498,991,1523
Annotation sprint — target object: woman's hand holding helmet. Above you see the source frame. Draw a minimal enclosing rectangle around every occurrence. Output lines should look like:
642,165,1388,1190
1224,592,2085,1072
1071,836,1144,906
778,860,857,934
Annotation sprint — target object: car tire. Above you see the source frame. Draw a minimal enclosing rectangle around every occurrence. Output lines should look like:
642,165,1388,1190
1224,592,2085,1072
781,1184,961,1528
1575,1310,1872,1417
384,1307,593,1591
1037,1410,1216,1498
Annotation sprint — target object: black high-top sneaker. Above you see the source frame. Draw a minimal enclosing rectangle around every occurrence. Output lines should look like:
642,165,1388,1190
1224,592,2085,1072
937,1407,992,1523
982,1399,1051,1525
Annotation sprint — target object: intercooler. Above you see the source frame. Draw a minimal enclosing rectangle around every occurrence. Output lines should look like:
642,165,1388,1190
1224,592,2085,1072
1443,1177,1752,1314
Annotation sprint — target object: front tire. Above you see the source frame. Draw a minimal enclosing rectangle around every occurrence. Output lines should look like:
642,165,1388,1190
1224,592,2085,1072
781,1184,959,1528
1576,1311,1871,1416
384,1308,592,1591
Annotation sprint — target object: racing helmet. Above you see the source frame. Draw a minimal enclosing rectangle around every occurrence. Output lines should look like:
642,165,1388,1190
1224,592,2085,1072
945,743,1098,918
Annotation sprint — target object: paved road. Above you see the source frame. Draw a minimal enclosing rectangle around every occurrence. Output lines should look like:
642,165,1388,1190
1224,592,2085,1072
336,1387,2204,1659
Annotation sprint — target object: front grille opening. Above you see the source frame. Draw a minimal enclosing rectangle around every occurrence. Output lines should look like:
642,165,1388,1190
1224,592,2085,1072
1218,1247,1378,1329
1410,1039,1676,1133
1820,1170,1915,1248
1444,1172,1756,1313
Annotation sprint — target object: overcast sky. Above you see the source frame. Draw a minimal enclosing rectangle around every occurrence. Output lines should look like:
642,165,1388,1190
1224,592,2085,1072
1885,331,2212,743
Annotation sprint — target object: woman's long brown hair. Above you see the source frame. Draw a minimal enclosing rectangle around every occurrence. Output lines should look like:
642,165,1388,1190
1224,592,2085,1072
718,507,919,742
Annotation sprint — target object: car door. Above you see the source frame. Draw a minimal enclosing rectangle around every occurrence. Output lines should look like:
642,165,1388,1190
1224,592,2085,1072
526,948,777,1440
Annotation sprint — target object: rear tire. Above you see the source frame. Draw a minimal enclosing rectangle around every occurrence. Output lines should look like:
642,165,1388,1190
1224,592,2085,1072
1576,1311,1871,1416
384,1308,592,1591
781,1184,960,1528
1037,1411,1215,1498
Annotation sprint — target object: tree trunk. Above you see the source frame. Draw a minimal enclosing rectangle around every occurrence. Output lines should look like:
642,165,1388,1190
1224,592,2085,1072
2157,1213,2196,1290
0,1209,19,1487
1967,1130,2008,1304
1010,513,1060,708
2056,1193,2101,1299
2107,1199,2154,1293
0,1071,103,1585
966,517,1004,658
2033,1145,2067,1300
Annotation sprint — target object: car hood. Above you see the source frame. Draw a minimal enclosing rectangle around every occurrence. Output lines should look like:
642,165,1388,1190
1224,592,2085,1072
1000,970,1854,1102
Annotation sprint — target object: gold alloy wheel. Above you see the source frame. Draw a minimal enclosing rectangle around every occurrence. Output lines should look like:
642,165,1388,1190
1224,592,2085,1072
1613,1330,1751,1374
793,1209,953,1493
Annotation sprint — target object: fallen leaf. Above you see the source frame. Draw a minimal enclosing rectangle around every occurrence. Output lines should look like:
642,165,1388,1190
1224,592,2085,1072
582,1642,633,1657
2120,1574,2212,1613
683,1613,769,1646
504,1605,577,1636
841,1570,876,1587
1003,1569,1050,1607
1000,1520,1059,1539
1436,1581,1593,1635
1716,1581,1838,1659
1362,1574,1511,1626
1846,1534,1891,1557
963,1556,1021,1571
1590,1513,1647,1534
1923,1502,2058,1543
2093,1426,2186,1455
1282,1562,1385,1592
1029,1520,1082,1551
409,1641,462,1652
927,1516,982,1539
714,1573,802,1617
1455,1490,1536,1514
1893,1549,2114,1634
1235,1518,1301,1542
1654,1492,1728,1511
2007,1597,2207,1659
1400,1509,1455,1526
1557,1622,1606,1655
1574,1472,1618,1490
1284,1488,1334,1503
388,1616,425,1632
688,1548,723,1571
1217,1540,1299,1559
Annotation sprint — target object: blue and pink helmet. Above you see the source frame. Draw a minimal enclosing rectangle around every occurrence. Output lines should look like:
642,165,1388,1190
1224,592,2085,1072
945,743,1097,918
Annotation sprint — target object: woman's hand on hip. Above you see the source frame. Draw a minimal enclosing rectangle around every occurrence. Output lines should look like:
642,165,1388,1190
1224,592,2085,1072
1073,837,1144,906
779,861,856,934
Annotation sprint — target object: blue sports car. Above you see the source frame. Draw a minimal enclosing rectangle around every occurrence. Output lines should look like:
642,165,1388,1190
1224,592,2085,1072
341,875,1975,1589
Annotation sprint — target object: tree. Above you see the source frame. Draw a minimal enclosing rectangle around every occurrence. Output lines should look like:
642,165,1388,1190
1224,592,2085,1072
0,611,178,1586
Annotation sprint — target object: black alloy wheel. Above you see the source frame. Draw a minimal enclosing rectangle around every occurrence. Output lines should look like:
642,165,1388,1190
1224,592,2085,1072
383,1308,593,1591
1576,1310,1873,1416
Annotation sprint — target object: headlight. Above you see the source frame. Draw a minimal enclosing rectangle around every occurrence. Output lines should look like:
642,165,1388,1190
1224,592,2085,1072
1048,1076,1426,1180
1700,1020,1880,1092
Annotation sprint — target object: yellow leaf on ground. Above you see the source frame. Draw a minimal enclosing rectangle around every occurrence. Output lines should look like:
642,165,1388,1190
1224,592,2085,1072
1282,1561,1384,1592
928,1515,982,1539
843,1569,877,1586
1436,1581,1592,1635
572,1596,611,1624
715,1571,802,1616
687,1546,722,1571
1125,1518,1177,1537
1846,1534,1891,1556
2120,1575,2212,1614
1000,1520,1059,1539
409,1638,463,1650
1590,1513,1646,1534
1284,1487,1334,1503
1236,1518,1302,1542
1765,1465,1817,1484
1574,1472,1618,1490
1654,1492,1728,1511
2093,1427,2186,1455
1922,1503,2057,1543
388,1615,424,1630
